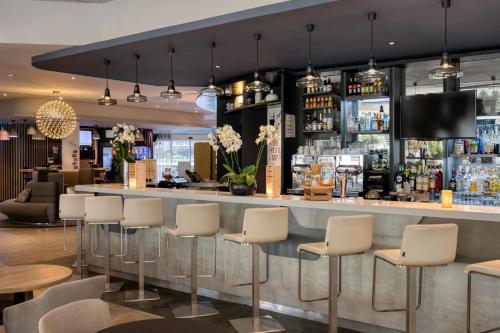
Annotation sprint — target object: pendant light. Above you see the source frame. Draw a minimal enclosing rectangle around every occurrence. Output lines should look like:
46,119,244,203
296,24,322,89
127,54,147,103
246,33,270,93
27,123,37,135
98,60,117,106
356,12,386,82
32,130,46,141
428,0,463,80
201,42,223,97
135,129,144,142
161,48,183,100
9,120,18,138
0,121,9,141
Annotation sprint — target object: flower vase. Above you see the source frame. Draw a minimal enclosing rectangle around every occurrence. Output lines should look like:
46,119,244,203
120,161,129,186
229,182,257,196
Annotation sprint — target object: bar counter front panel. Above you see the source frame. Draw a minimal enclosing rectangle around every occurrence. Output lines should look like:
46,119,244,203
76,184,500,333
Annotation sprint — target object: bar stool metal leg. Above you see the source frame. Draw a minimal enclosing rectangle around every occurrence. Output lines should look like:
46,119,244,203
406,267,418,333
76,220,83,277
467,271,500,333
229,244,285,333
102,224,124,293
329,256,339,333
171,237,219,318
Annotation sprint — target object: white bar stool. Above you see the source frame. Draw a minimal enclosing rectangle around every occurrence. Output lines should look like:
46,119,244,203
121,198,163,302
297,215,373,333
59,193,94,277
223,207,288,333
465,259,500,333
166,203,220,318
84,195,124,293
372,224,458,333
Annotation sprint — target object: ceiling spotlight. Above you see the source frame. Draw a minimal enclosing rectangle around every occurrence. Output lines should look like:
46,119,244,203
98,60,118,106
160,48,183,100
388,41,396,45
215,65,221,69
296,24,322,89
71,76,76,80
2,93,7,97
6,74,16,78
428,0,463,80
127,54,147,103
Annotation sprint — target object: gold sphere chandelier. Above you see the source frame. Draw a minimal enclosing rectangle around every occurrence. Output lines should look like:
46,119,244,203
36,98,77,139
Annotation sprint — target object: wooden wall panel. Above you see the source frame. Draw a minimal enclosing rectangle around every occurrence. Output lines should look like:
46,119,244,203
0,124,48,201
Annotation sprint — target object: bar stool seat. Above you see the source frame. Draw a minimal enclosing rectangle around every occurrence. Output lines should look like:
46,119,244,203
297,215,373,333
465,259,500,333
372,224,458,333
85,195,124,293
166,203,220,319
59,193,93,277
223,207,288,333
465,259,500,276
373,249,401,264
121,198,163,302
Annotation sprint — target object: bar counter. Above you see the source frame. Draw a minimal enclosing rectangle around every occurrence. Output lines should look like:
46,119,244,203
75,184,500,333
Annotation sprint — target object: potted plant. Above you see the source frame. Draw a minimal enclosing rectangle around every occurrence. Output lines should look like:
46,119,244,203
111,123,139,185
208,124,278,195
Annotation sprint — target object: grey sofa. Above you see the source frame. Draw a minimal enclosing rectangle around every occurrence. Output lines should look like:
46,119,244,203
2,276,105,333
0,182,58,223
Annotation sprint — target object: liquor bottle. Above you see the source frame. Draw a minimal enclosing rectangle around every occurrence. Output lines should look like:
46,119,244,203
449,169,457,191
311,112,318,131
356,79,361,95
415,165,424,192
429,169,436,199
408,163,416,191
422,167,430,192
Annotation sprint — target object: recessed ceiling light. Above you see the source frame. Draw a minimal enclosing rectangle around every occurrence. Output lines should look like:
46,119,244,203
2,93,7,97
6,74,16,77
215,65,221,69
71,76,76,80
156,105,160,108
195,110,199,113
388,41,396,46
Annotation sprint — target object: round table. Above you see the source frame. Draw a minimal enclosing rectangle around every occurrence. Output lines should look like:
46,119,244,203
98,318,227,333
0,264,73,303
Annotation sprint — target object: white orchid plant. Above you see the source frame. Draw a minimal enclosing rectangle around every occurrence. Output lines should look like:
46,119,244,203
111,123,139,168
208,124,279,186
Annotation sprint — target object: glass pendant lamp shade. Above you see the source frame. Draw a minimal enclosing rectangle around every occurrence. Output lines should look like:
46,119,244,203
127,54,147,102
201,42,223,97
161,48,183,100
98,60,118,105
296,24,322,89
246,33,270,93
428,0,463,80
27,125,37,135
356,12,386,82
92,130,100,140
135,130,144,142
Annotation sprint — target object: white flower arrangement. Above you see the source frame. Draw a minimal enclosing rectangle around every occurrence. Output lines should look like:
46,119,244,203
208,123,278,187
110,123,138,147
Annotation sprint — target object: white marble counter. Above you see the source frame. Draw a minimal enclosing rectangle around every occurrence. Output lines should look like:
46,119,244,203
75,184,500,222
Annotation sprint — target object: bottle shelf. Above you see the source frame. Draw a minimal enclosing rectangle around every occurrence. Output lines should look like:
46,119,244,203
302,91,341,98
345,94,390,101
450,154,500,158
302,130,340,135
346,130,389,135
224,101,275,114
302,106,337,111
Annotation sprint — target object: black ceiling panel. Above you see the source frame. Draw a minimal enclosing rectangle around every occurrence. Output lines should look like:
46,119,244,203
32,0,500,87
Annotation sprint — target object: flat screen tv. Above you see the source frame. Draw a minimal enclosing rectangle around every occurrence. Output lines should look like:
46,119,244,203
401,90,477,139
79,130,93,146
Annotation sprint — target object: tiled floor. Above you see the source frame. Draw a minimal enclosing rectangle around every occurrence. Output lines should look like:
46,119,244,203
0,225,360,332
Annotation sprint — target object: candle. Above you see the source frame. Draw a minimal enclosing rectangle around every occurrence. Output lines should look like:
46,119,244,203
441,190,453,208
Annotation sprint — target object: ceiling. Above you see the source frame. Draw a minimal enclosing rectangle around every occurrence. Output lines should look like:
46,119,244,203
32,0,500,87
0,43,207,113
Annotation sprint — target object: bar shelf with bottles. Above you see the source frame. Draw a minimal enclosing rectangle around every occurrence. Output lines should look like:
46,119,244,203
301,78,341,134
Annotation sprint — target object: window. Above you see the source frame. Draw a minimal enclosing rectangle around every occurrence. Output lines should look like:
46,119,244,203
153,134,209,181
